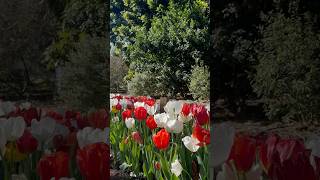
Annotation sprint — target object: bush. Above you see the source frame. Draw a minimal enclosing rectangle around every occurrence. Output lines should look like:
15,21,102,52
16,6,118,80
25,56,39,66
59,35,108,111
252,13,320,121
188,65,210,101
127,71,167,97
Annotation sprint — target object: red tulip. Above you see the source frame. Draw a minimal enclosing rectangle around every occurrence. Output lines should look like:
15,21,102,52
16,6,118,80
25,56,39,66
258,134,279,172
122,109,132,121
52,134,77,153
146,115,157,130
228,133,257,172
115,103,122,110
132,131,143,144
76,112,90,129
126,99,135,110
77,143,109,180
275,138,305,164
314,156,320,178
65,110,77,121
114,95,123,101
192,124,210,146
134,106,147,121
88,109,108,129
194,105,209,125
268,150,317,180
37,151,70,180
53,135,66,150
181,103,191,116
46,110,64,123
137,96,148,102
145,98,156,107
21,107,39,126
152,129,170,150
16,130,38,154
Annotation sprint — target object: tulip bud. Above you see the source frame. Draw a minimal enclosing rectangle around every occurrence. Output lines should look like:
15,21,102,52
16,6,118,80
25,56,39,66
155,161,161,170
132,131,143,144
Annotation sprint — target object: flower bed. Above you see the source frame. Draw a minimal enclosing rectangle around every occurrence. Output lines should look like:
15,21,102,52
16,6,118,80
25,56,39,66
110,94,210,179
0,100,109,180
212,123,320,180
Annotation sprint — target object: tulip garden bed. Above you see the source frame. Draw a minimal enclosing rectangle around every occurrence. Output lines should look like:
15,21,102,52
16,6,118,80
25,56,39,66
0,100,109,180
211,120,320,180
110,94,210,180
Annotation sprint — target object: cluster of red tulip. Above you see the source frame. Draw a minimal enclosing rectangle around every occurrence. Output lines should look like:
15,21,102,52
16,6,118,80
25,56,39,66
0,101,109,180
110,94,210,179
220,132,320,180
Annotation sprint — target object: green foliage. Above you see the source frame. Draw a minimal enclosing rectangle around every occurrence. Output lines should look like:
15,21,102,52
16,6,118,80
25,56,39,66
110,56,128,92
44,0,107,69
188,65,210,101
252,13,320,121
59,35,108,111
113,0,209,95
127,71,167,97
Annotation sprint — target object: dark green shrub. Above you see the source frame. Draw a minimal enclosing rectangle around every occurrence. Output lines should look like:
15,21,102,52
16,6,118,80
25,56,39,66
59,35,108,111
252,13,320,121
188,65,210,101
127,70,167,97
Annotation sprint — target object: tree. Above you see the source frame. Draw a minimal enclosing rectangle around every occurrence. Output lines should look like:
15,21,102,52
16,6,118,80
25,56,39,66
0,0,57,99
114,0,209,97
252,13,320,121
44,0,108,69
59,35,108,111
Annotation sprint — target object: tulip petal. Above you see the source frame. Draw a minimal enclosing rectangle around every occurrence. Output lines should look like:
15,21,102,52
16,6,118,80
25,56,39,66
212,123,235,167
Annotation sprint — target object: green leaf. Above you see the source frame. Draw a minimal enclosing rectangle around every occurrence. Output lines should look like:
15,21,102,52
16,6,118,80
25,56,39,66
119,140,125,152
143,163,148,177
197,155,204,167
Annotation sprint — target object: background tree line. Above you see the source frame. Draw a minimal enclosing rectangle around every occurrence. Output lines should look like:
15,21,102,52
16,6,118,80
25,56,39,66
210,0,320,121
0,0,108,111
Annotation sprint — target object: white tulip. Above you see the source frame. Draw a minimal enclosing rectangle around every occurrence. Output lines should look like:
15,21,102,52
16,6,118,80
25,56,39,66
178,113,192,123
134,102,145,108
105,127,110,145
125,118,135,129
212,123,235,167
110,99,118,108
112,116,120,122
306,134,320,158
30,117,56,143
19,102,31,110
164,101,183,118
154,113,169,128
11,174,28,180
54,123,70,137
182,136,200,152
0,101,16,116
216,163,237,180
3,117,26,141
166,119,183,133
246,164,263,180
119,99,127,109
217,163,262,180
76,127,106,149
171,159,183,177
205,103,210,113
145,104,157,115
